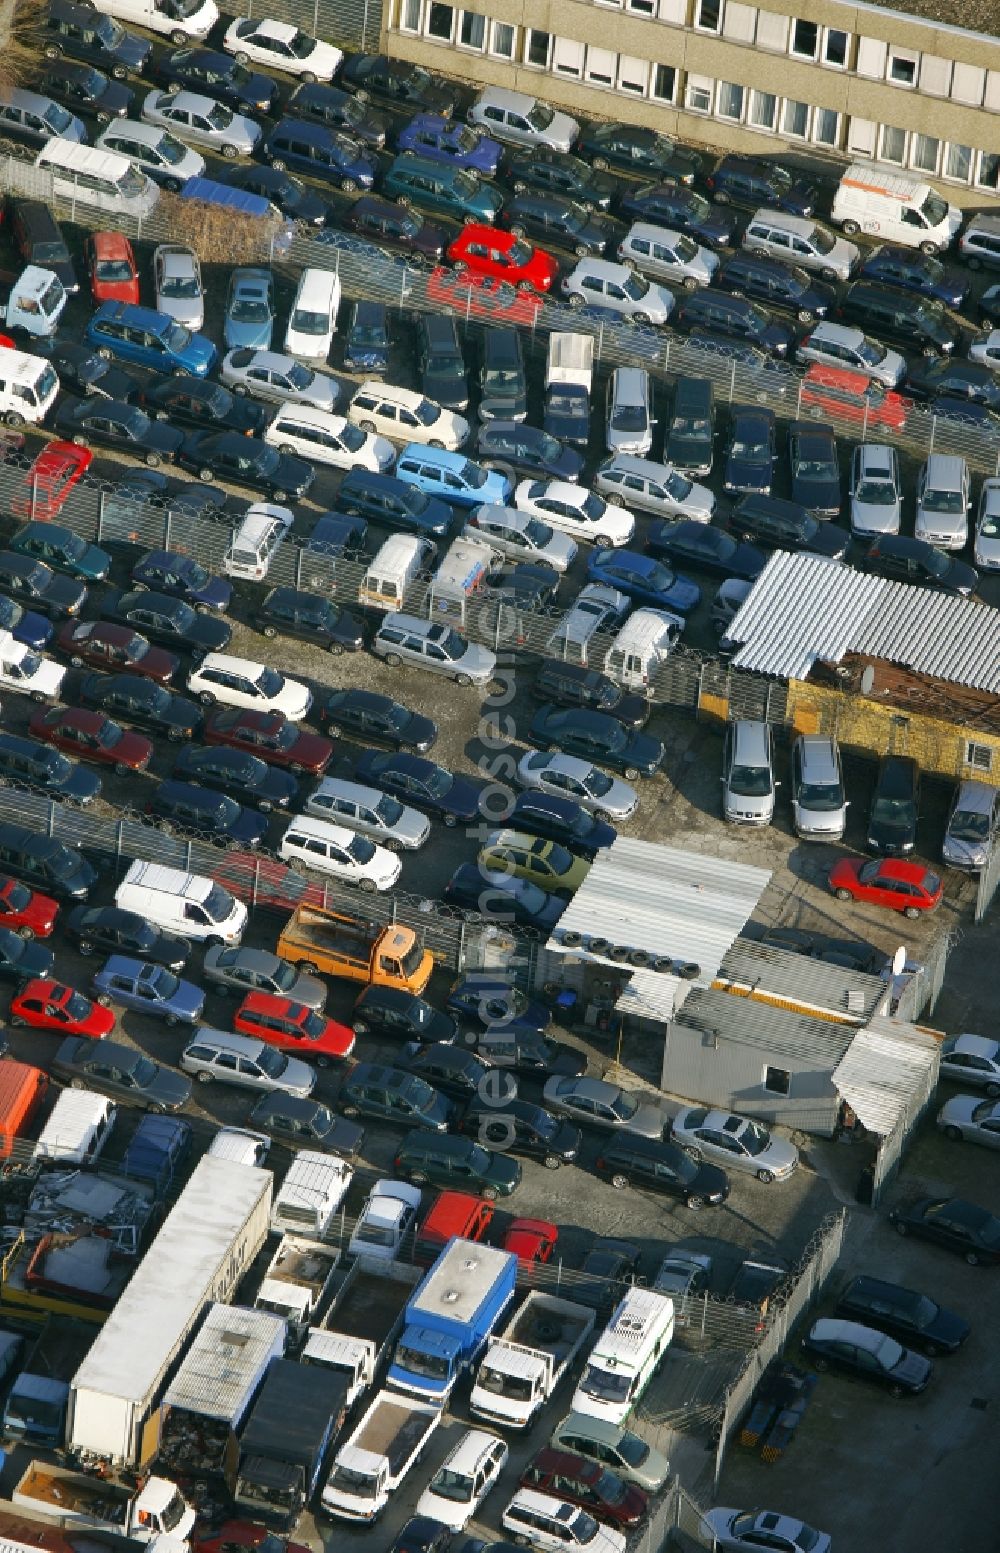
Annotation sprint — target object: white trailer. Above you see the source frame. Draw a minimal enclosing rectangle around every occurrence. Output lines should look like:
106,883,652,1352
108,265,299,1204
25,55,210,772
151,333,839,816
470,1292,596,1429
320,1389,440,1522
68,1156,272,1468
544,332,594,447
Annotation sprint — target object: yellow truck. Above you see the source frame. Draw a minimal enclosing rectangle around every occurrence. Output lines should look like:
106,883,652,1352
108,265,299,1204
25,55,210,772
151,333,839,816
277,905,433,995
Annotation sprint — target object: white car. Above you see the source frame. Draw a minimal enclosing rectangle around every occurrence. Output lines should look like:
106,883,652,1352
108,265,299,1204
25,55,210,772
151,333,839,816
968,329,1000,370
974,478,1000,570
417,1428,509,1531
0,632,65,701
515,479,634,548
464,505,577,571
516,750,638,822
141,89,261,158
562,258,674,325
277,818,401,891
223,16,343,81
152,244,204,331
187,653,311,720
937,1094,1000,1150
795,321,905,387
348,382,469,452
219,348,341,412
702,1507,831,1553
502,1490,626,1553
671,1106,799,1183
264,403,394,472
348,1179,422,1260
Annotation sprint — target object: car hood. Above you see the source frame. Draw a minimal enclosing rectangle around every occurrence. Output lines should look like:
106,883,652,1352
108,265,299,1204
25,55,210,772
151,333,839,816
942,830,990,866
795,474,842,513
227,318,274,351
852,498,899,534
625,1104,670,1140
806,525,849,560
889,1348,932,1389
759,1136,799,1173
867,813,916,854
146,1067,193,1110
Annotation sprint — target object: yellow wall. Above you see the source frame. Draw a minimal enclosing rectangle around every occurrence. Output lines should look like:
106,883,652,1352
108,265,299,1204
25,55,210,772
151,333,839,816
785,680,1000,779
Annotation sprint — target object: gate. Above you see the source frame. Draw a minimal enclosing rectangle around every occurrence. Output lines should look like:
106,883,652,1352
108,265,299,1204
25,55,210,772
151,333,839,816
975,841,1000,922
871,1048,939,1203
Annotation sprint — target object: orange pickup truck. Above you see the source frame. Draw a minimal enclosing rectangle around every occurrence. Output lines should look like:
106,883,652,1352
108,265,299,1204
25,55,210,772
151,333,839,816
276,904,433,995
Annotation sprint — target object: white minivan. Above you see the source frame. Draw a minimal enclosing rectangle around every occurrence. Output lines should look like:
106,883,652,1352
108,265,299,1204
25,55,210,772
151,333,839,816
285,267,340,361
278,814,402,892
830,162,961,253
36,140,160,220
116,860,247,945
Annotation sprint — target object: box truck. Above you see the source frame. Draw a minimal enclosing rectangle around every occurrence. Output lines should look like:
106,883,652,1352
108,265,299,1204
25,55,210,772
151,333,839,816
386,1238,517,1405
233,1359,350,1529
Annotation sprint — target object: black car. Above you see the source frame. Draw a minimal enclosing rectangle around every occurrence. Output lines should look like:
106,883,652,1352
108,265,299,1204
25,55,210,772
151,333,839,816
858,245,969,310
144,779,267,850
248,1091,365,1157
34,340,137,402
417,315,468,411
354,750,481,826
340,54,457,116
171,744,297,811
286,79,387,145
66,905,191,969
579,122,701,184
705,155,817,217
306,511,368,561
687,332,796,395
835,1275,969,1357
131,550,231,613
801,1317,932,1395
339,1061,456,1131
443,864,564,933
103,589,231,660
0,924,53,983
42,60,133,119
867,754,920,857
321,689,437,753
905,358,1000,411
859,534,978,596
529,706,664,780
507,792,616,861
889,1196,1000,1266
351,985,457,1045
0,731,100,806
54,399,182,467
221,163,329,227
729,494,850,560
139,379,267,435
576,1238,643,1310
391,1518,453,1553
617,181,736,248
509,146,616,209
718,253,835,323
458,1097,581,1166
646,520,766,580
665,376,715,476
787,422,841,517
402,1041,494,1102
446,974,550,1038
723,406,776,496
837,281,962,357
533,659,648,730
344,300,389,373
336,470,454,540
156,47,278,114
593,1133,730,1208
51,1035,192,1111
260,588,364,654
11,200,79,293
178,431,314,501
674,291,793,357
502,190,624,258
393,1130,520,1198
482,563,560,611
345,196,446,263
759,926,889,975
475,422,584,483
0,553,86,619
474,1026,587,1078
44,0,150,76
79,672,201,741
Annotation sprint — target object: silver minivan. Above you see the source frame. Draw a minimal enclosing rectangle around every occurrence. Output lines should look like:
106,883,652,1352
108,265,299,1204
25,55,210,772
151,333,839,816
372,612,496,686
743,210,859,281
606,367,654,457
180,1027,315,1096
304,776,431,850
790,734,848,841
849,443,901,536
594,453,715,521
914,453,970,552
721,719,776,825
942,779,1000,872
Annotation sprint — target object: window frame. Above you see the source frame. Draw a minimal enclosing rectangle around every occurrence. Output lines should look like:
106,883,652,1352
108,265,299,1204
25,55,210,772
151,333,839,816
887,45,919,88
763,1065,791,1096
965,741,994,773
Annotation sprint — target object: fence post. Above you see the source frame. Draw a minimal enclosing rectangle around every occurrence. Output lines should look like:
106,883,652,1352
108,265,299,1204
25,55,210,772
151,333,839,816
729,360,736,404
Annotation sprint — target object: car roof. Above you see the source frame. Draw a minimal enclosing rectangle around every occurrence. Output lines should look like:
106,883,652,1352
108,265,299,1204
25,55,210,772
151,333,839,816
945,1032,1000,1059
810,1317,883,1348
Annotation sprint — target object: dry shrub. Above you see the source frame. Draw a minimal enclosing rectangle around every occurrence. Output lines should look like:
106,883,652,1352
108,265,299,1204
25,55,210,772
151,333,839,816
157,191,286,266
0,0,47,96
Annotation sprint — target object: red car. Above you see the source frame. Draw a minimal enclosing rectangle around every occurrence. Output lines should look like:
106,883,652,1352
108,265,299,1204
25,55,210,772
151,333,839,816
798,364,909,433
520,1449,648,1528
55,621,178,685
233,992,355,1065
503,1216,558,1266
196,1524,311,1553
203,708,333,775
10,443,93,523
10,978,115,1039
83,231,140,305
29,706,153,774
447,226,558,294
828,857,943,917
0,874,58,939
424,266,542,326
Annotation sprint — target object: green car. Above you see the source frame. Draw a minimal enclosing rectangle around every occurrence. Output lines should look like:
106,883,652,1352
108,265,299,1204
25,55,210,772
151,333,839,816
9,522,111,582
479,829,592,897
383,151,503,224
393,1131,521,1199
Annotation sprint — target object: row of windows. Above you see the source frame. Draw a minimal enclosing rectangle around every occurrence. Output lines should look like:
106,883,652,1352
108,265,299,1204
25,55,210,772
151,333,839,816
396,0,1000,113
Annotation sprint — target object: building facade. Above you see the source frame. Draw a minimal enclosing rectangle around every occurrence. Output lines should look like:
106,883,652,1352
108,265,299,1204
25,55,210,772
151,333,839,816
383,0,1000,205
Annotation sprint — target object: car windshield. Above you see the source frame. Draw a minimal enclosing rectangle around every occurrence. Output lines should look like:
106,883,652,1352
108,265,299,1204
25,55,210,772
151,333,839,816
612,404,648,432
922,192,948,228
857,479,897,504
452,170,478,199
922,487,965,514
301,1011,328,1037
949,807,990,840
348,835,377,864
288,28,316,57
580,1363,632,1403
809,225,835,255
97,258,135,282
427,1467,474,1504
374,795,405,826
203,883,234,922
231,296,270,322
871,797,914,827
395,1344,450,1380
257,1045,289,1078
730,763,772,797
674,234,699,262
857,338,886,367
424,766,453,798
161,270,200,299
509,239,533,267
872,1332,906,1370
484,367,521,390
149,968,179,998
580,493,606,520
731,1515,818,1550
130,1054,157,1086
96,14,124,42
283,362,314,390
206,102,232,129
798,778,843,809
736,1119,771,1155
527,103,554,130
165,323,193,354
623,274,650,302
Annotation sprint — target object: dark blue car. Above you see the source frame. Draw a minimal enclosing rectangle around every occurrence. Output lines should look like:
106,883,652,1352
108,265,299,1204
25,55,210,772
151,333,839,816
0,596,52,651
130,550,231,614
155,47,278,114
354,750,481,826
587,548,701,613
336,470,454,539
343,301,389,373
396,112,502,177
507,791,616,860
446,973,551,1037
723,407,777,496
145,779,268,850
617,182,735,249
858,244,970,310
705,155,817,217
474,422,584,482
645,519,766,580
263,118,377,193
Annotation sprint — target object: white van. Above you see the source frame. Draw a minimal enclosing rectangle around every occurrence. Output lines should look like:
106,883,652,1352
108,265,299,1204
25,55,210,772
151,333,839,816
87,0,218,42
34,1090,116,1167
0,348,59,426
36,140,159,221
223,502,294,581
285,267,341,362
116,859,247,946
0,269,67,340
570,1289,675,1425
271,1150,353,1238
604,609,683,694
278,814,402,892
830,162,961,253
360,534,436,610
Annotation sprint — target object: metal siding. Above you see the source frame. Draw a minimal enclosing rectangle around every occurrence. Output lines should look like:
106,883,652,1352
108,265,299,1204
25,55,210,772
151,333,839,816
717,940,887,1021
662,1023,840,1135
831,1016,941,1136
673,987,857,1065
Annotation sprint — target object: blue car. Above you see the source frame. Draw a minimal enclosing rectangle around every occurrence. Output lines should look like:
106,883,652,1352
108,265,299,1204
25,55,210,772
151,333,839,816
857,244,970,310
587,548,702,614
131,550,232,614
395,445,511,509
85,301,216,378
224,267,275,351
396,112,502,177
92,955,206,1026
343,301,389,372
0,596,52,651
263,118,377,192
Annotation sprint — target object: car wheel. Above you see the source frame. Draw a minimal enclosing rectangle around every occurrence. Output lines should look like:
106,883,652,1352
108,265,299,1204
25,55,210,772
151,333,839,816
820,267,838,282
482,1186,498,1201
610,1172,629,1190
262,625,278,639
713,190,731,205
986,1082,1000,1099
359,878,376,892
96,347,112,361
888,1383,907,1398
633,311,651,324
340,176,357,194
4,410,24,429
834,886,853,901
270,157,287,172
919,240,941,256
894,1221,909,1237
384,652,402,668
903,905,922,919
593,156,609,172
596,810,615,823
798,309,815,324
278,443,295,457
410,1170,427,1185
232,382,248,396
315,1054,331,1069
543,1155,561,1170
9,1015,25,1027
811,1355,830,1372
170,26,188,43
944,1124,963,1141
456,673,473,687
290,762,305,775
164,1013,178,1028
567,293,583,308
965,1250,982,1266
195,1070,213,1084
756,1168,774,1184
359,419,377,433
443,813,458,828
145,452,161,468
841,219,860,236
682,1145,702,1162
71,434,87,448
352,1020,369,1036
624,765,640,781
71,1076,86,1089
43,42,60,57
686,1194,706,1211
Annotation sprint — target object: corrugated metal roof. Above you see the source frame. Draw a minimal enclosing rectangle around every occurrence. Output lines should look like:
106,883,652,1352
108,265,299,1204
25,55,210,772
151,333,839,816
163,1303,284,1420
675,986,856,1065
717,939,888,1021
726,551,1000,693
831,1016,941,1136
615,968,684,1023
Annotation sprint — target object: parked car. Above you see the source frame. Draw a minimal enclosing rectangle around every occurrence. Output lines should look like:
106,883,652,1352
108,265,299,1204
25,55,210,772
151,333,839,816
182,1028,315,1096
532,660,647,730
247,1091,364,1156
286,78,386,143
393,1131,521,1199
234,991,354,1065
786,422,841,517
350,1179,423,1262
353,751,481,826
55,620,177,684
850,443,903,537
671,1107,798,1181
91,956,205,1026
519,1449,647,1529
867,755,920,856
801,1317,931,1396
225,267,277,351
515,479,633,548
0,927,52,983
529,705,664,780
10,977,115,1039
142,89,262,159
8,525,108,583
705,156,817,216
594,1133,729,1209
586,548,700,614
65,906,189,969
457,1099,580,1166
178,430,314,501
81,231,138,305
50,1036,191,1111
155,45,278,112
446,974,549,1038
835,1275,969,1356
939,1033,1000,1095
221,17,343,81
674,290,792,356
619,182,733,247
103,590,231,661
447,225,558,294
562,258,673,323
506,792,616,861
340,1062,455,1131
351,985,456,1044
828,857,943,916
542,1076,669,1140
341,53,456,114
29,705,152,773
503,191,622,259
646,521,765,581
703,1508,831,1553
443,865,566,933
143,779,268,850
79,672,201,742
131,550,231,613
517,752,638,822
343,301,389,373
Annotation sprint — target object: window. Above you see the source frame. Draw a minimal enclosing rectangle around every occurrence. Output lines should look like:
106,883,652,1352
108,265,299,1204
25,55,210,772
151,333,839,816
917,55,951,96
847,117,877,156
945,141,973,182
977,151,1000,191
586,46,616,84
763,1066,791,1095
695,0,722,30
458,10,485,47
966,741,994,773
426,1,454,39
525,28,550,66
652,62,677,100
790,18,818,58
880,124,907,163
952,62,985,106
717,80,744,120
911,133,939,173
489,19,515,56
398,0,422,30
782,98,808,137
755,10,787,50
685,73,713,112
618,54,649,93
657,0,688,20
856,36,887,78
722,1,755,41
812,107,840,146
749,89,777,130
627,0,656,14
823,27,848,66
887,47,918,86
552,37,585,76
986,70,1000,110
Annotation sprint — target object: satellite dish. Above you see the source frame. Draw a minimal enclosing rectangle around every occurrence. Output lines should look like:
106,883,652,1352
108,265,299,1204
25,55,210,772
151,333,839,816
891,945,907,977
860,666,875,696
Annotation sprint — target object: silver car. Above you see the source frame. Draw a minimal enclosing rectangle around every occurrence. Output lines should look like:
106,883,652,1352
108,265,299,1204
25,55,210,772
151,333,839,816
974,478,1000,570
467,86,578,154
937,1095,1000,1149
303,776,430,850
516,750,638,821
542,1075,670,1139
939,1033,1000,1094
96,118,205,187
372,613,496,687
463,505,577,572
141,89,261,156
202,944,325,1008
618,223,718,290
562,258,674,325
593,454,715,522
152,244,204,330
219,348,341,411
550,1414,670,1493
180,1026,315,1096
795,321,905,387
671,1106,799,1183
703,1508,830,1553
849,443,902,537
967,328,1000,370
